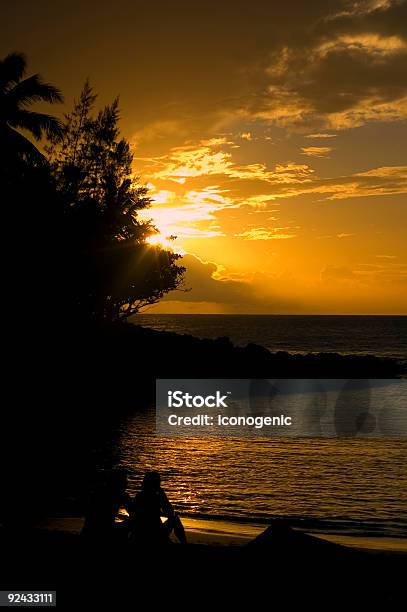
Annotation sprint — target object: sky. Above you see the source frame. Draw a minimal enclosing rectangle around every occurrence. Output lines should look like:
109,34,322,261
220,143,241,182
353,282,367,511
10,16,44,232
2,0,407,313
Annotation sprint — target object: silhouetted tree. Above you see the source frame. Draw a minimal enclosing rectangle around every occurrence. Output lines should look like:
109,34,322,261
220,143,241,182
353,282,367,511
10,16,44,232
47,82,185,321
0,53,64,332
0,52,63,166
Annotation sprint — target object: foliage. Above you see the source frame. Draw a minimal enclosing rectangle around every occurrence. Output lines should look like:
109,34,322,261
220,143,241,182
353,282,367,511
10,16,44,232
0,52,63,165
46,81,185,320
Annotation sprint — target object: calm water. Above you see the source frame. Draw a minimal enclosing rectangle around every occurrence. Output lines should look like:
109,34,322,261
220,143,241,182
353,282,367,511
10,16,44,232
116,409,407,538
116,315,407,538
134,314,407,363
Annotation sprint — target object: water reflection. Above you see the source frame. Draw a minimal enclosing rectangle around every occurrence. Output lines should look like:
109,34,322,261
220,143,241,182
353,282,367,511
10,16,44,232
115,408,407,537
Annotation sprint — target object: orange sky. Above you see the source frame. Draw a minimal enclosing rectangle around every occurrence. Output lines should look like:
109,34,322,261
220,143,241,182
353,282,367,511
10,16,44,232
2,0,407,313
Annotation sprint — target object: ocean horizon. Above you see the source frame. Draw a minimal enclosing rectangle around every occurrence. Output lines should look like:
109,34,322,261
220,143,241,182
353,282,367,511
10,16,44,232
134,313,407,363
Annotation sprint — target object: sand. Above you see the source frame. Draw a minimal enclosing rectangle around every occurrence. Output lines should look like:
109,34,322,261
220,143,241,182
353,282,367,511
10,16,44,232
32,515,407,553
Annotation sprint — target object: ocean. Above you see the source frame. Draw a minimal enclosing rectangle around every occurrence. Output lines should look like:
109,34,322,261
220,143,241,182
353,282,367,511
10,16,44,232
134,314,407,363
115,314,407,540
117,410,407,539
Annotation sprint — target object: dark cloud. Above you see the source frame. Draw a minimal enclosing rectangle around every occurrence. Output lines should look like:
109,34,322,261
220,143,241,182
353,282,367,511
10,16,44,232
172,254,253,304
243,0,407,129
0,1,352,132
321,0,407,39
2,1,405,135
162,254,299,312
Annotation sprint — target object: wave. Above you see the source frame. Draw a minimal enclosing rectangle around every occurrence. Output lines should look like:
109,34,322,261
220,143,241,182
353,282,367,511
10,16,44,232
176,510,407,538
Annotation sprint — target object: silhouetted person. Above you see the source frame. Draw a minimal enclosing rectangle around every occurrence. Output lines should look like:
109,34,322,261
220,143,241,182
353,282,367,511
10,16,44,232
81,469,131,540
128,471,186,545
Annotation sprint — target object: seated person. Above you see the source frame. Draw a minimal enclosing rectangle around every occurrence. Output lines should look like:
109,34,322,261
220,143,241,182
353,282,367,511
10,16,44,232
82,469,131,539
128,471,186,545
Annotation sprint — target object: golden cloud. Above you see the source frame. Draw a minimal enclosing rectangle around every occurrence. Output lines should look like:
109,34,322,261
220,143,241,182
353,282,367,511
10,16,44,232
137,133,407,248
235,227,298,240
301,146,333,158
306,133,338,139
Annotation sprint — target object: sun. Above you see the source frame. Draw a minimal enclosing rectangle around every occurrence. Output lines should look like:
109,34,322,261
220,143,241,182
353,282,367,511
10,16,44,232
146,232,186,255
146,233,174,249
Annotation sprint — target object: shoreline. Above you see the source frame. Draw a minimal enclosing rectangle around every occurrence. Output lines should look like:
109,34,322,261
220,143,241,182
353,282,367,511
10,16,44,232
135,313,407,363
31,516,407,553
62,320,405,379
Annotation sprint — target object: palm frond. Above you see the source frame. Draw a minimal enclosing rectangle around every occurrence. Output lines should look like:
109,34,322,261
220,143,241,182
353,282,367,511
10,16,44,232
0,52,26,91
1,124,46,165
8,109,64,140
6,74,63,106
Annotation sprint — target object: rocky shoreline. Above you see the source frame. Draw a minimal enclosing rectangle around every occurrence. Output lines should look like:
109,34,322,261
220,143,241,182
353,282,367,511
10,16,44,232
91,321,404,379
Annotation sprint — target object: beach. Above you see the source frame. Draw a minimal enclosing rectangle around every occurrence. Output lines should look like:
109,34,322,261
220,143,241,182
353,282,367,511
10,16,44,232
29,515,407,553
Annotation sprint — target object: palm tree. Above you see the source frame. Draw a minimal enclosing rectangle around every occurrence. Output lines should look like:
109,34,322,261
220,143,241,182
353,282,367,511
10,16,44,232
0,52,63,164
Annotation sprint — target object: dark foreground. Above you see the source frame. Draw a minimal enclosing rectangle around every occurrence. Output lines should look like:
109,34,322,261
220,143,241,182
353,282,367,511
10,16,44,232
2,320,405,550
2,321,405,606
1,523,405,607
82,321,405,379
